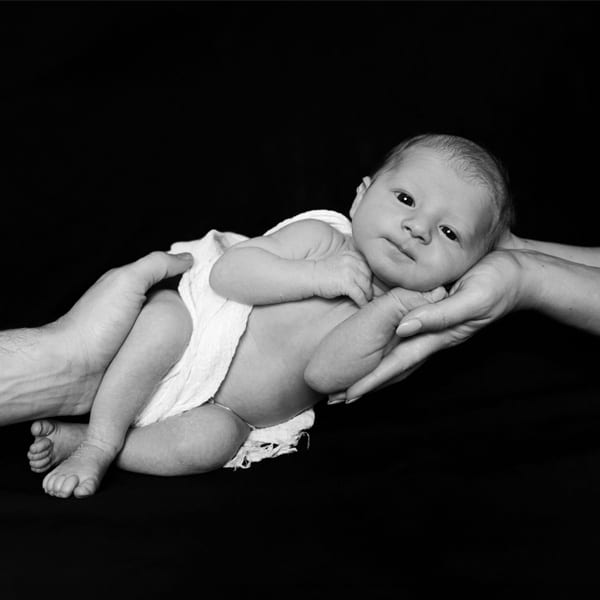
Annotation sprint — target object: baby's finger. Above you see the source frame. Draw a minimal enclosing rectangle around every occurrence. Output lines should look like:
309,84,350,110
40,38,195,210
347,283,369,307
357,273,374,302
424,286,447,303
354,256,373,281
352,271,373,303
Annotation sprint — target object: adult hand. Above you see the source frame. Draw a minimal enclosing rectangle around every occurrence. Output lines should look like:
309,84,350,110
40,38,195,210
52,251,193,380
341,249,526,401
0,251,193,425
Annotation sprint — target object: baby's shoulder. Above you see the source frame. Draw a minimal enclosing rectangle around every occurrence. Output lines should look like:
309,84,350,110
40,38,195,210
269,217,350,259
294,219,350,258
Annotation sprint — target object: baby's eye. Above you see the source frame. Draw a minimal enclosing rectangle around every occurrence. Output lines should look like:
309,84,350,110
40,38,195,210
440,225,458,242
395,191,414,207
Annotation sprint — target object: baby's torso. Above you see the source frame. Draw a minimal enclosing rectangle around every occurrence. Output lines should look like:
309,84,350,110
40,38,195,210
212,294,358,427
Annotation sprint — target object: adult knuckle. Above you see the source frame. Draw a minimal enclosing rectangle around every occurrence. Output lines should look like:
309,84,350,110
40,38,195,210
438,311,449,330
147,250,167,263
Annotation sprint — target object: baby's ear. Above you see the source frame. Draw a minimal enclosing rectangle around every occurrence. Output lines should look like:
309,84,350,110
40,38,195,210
350,176,372,218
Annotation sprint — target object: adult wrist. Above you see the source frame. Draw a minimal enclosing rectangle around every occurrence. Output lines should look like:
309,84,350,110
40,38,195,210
511,249,546,311
0,324,96,425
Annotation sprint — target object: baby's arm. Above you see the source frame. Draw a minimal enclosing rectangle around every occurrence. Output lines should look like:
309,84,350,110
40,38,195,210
304,287,445,394
209,219,372,306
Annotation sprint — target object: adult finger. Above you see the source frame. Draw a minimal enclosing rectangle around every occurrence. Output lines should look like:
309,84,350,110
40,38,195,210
395,289,481,338
345,331,453,399
345,360,426,404
128,251,194,289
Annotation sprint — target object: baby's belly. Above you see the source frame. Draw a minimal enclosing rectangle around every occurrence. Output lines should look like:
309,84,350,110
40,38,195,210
212,296,357,427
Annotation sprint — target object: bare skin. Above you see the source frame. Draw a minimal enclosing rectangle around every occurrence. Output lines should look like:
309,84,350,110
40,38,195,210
28,420,87,475
28,282,445,495
44,438,114,498
38,289,192,498
0,251,194,426
28,405,252,481
30,150,495,498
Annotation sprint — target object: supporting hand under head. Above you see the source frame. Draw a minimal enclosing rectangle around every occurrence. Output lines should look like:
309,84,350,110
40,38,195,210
341,249,527,402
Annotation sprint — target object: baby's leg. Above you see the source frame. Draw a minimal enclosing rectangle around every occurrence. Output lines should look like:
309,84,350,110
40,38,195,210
42,290,192,498
29,403,251,476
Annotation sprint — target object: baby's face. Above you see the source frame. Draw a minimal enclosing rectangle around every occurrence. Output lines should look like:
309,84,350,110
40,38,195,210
351,147,493,291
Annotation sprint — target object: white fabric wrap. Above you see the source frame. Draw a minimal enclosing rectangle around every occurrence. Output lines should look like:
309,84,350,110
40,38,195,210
134,209,352,469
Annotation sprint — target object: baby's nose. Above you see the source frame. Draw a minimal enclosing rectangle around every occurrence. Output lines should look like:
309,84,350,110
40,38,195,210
403,220,431,244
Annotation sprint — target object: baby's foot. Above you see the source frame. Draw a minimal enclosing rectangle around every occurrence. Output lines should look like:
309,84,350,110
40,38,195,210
42,437,118,499
28,420,87,474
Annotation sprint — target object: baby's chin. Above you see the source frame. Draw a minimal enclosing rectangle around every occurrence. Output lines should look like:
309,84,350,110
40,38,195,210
376,270,449,292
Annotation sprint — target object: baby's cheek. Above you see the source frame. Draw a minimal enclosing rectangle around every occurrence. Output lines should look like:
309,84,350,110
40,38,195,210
417,258,459,291
441,253,478,286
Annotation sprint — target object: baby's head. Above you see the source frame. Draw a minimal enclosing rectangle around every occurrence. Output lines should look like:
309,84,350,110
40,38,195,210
350,133,514,291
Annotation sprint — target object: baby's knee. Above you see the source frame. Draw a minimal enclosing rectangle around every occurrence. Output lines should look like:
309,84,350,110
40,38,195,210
144,290,193,351
175,408,250,473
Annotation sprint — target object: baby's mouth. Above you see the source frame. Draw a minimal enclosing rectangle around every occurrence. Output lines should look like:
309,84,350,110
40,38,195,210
386,238,415,261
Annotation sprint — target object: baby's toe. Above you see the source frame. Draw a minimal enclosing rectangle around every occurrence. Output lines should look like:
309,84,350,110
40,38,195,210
57,474,80,498
28,453,51,467
43,475,56,495
46,473,75,498
27,449,43,461
29,437,52,453
28,442,52,460
29,457,52,472
30,421,43,437
31,420,55,438
43,472,65,495
74,478,98,498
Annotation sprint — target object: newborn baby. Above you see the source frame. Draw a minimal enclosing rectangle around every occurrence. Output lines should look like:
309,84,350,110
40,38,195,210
28,133,513,498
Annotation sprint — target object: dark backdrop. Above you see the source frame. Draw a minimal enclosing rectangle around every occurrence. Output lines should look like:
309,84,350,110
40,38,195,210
2,1,600,594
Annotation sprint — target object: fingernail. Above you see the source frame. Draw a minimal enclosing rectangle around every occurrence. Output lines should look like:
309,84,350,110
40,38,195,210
327,393,346,405
395,319,422,337
177,252,194,262
345,396,360,404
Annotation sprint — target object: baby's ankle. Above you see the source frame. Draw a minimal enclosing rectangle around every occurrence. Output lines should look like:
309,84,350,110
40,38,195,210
81,432,123,458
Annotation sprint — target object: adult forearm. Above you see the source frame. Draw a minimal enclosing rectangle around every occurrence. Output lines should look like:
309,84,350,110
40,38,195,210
509,234,600,268
0,326,95,425
519,250,600,334
209,247,316,305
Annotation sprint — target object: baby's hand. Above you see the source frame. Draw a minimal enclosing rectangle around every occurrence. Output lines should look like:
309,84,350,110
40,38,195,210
312,249,373,306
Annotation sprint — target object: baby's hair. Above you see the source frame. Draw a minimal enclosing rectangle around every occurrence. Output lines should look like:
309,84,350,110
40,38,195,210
373,133,515,249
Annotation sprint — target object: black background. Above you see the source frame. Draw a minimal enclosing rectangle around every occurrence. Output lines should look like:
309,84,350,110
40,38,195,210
2,1,600,595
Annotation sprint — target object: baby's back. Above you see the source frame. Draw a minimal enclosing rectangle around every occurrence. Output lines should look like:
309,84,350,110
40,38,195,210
212,295,357,427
